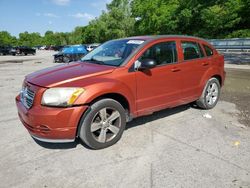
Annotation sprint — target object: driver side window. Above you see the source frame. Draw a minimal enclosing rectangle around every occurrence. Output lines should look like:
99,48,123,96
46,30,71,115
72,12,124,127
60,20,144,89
139,41,177,65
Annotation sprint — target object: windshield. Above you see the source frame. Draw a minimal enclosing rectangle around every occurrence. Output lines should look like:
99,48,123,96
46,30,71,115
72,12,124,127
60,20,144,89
81,39,144,66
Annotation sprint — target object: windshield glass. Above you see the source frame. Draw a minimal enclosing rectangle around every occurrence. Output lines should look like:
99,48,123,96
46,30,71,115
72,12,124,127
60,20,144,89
81,39,144,66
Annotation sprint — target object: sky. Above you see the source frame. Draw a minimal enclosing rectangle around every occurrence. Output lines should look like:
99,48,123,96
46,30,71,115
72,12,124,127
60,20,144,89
0,0,111,37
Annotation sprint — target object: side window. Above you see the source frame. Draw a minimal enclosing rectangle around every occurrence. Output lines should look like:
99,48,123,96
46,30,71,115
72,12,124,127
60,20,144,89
181,41,204,60
139,41,177,65
203,45,214,56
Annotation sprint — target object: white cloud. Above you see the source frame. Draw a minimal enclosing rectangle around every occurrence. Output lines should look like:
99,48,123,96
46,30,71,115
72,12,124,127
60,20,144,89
51,0,70,6
44,13,59,18
36,12,59,18
69,13,95,20
48,21,53,25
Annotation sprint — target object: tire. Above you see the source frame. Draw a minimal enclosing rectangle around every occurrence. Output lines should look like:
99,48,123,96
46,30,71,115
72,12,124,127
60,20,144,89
63,56,70,63
196,77,220,109
79,99,126,149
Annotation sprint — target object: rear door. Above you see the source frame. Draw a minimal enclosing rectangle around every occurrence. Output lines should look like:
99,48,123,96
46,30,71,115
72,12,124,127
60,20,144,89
178,40,210,102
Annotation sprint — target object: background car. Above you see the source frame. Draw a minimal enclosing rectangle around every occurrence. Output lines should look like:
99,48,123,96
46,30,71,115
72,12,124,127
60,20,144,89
51,45,64,51
53,45,88,63
14,46,36,55
0,45,12,55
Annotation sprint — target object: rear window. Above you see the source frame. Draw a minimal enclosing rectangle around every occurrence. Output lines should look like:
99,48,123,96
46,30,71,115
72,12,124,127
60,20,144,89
181,41,204,60
203,45,214,56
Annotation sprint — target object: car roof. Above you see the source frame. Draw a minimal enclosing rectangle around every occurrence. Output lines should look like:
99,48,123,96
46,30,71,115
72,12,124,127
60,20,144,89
122,35,208,43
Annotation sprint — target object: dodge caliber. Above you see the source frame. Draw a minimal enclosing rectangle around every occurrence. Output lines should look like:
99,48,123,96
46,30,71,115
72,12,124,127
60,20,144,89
16,35,225,149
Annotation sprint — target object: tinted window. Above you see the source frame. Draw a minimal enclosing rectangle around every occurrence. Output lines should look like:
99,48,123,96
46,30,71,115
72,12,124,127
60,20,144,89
181,41,203,60
139,41,177,65
203,45,214,56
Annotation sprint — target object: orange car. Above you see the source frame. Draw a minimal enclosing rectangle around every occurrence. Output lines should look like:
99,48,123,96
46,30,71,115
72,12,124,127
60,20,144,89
16,35,225,149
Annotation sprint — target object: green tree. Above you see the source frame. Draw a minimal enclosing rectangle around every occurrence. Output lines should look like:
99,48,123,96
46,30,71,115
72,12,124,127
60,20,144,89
69,26,87,44
0,31,16,46
84,0,135,43
199,0,242,38
18,32,42,46
1,0,250,46
132,0,179,35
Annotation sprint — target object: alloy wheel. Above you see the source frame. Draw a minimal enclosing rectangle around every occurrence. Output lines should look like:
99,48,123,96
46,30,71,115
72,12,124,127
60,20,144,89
90,107,121,143
205,82,219,105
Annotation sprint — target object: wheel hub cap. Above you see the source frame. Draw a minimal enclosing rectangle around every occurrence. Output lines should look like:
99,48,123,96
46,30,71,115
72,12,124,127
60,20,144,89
90,107,121,143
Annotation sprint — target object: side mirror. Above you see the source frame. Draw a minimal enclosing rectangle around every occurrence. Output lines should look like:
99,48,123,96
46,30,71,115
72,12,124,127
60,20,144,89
138,59,157,70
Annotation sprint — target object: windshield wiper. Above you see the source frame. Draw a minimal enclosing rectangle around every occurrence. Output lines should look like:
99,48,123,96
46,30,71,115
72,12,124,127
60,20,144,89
82,57,105,65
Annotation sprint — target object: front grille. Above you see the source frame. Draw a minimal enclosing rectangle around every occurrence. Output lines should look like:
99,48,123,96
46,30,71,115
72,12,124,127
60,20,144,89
20,86,35,109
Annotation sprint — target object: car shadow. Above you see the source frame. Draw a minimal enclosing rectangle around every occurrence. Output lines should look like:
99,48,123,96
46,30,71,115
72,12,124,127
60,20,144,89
126,104,191,130
34,103,192,150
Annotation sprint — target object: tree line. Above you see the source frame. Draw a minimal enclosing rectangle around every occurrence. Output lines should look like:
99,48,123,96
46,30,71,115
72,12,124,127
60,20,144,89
0,0,249,46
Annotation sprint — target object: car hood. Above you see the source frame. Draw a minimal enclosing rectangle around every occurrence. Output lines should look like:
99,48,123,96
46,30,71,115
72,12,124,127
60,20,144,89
26,62,115,87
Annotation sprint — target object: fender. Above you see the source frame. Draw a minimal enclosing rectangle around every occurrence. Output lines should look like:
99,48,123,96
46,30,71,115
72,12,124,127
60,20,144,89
198,66,223,96
73,77,137,115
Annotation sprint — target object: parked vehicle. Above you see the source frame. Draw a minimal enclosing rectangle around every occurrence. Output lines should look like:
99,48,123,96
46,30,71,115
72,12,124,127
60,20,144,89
14,46,36,55
0,46,12,55
9,47,17,56
16,35,225,149
53,45,88,63
34,45,43,50
39,46,47,50
86,43,100,52
52,45,64,51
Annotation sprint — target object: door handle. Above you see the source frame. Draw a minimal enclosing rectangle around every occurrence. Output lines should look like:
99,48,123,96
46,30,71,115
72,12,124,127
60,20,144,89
202,62,209,66
171,67,181,72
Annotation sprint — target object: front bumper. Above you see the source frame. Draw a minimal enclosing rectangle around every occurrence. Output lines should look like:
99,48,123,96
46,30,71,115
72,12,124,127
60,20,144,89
16,95,88,143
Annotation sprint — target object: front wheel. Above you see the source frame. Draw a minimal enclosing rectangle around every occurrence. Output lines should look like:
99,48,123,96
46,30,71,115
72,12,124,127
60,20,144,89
196,77,221,109
79,99,126,149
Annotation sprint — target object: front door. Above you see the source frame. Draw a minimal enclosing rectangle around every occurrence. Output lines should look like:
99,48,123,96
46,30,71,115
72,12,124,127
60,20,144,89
134,41,183,116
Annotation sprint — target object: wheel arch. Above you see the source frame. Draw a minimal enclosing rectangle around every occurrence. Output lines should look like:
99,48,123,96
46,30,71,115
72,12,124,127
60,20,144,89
211,74,222,87
199,67,223,95
76,92,131,137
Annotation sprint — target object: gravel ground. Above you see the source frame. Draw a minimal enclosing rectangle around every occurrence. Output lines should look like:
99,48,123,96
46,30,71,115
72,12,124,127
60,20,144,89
0,51,249,188
221,68,250,126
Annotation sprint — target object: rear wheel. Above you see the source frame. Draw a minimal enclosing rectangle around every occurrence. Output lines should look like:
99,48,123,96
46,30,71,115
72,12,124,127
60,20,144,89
79,99,126,149
196,77,220,109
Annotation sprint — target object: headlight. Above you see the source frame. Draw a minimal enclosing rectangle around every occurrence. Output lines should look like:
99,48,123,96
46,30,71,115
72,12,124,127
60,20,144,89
41,88,85,107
